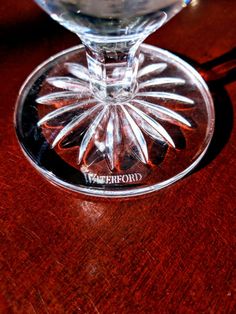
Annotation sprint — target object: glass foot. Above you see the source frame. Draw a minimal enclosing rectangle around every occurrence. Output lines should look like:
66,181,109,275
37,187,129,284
15,44,214,197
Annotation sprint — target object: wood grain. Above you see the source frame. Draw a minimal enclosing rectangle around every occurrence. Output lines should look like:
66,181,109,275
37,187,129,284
0,0,236,313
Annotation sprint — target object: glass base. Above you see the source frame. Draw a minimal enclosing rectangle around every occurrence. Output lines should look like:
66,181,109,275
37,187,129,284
15,44,214,197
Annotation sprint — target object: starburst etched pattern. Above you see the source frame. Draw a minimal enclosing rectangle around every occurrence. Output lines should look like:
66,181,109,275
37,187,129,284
36,60,194,170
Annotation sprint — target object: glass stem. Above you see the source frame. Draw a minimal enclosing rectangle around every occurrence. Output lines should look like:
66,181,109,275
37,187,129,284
81,38,140,102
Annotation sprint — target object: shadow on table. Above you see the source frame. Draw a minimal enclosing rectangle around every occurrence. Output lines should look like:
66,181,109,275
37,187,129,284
176,48,236,172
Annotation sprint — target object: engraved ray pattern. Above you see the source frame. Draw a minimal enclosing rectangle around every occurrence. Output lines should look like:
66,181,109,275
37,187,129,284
37,99,97,126
36,91,90,105
137,63,167,78
106,107,121,170
139,77,185,89
78,107,107,164
47,77,89,91
65,62,89,81
126,103,175,147
133,99,191,127
52,104,102,148
137,92,194,104
37,61,194,167
121,105,148,163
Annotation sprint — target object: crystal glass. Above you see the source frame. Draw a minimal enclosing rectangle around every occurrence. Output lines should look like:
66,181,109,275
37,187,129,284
15,0,214,197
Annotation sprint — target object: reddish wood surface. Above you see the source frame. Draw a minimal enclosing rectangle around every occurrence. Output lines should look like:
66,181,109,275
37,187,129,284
1,1,236,313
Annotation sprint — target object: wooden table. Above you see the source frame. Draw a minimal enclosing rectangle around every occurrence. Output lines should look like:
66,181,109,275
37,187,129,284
1,0,235,312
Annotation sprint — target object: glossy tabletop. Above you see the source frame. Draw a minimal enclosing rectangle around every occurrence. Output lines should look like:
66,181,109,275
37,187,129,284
0,0,236,313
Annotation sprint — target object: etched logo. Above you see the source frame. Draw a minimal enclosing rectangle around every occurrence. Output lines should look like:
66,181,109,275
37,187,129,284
83,172,143,185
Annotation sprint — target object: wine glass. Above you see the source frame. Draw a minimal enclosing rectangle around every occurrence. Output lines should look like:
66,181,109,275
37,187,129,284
15,0,214,197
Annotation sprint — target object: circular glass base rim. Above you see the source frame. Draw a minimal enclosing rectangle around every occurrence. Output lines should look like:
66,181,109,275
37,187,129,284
15,44,215,198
